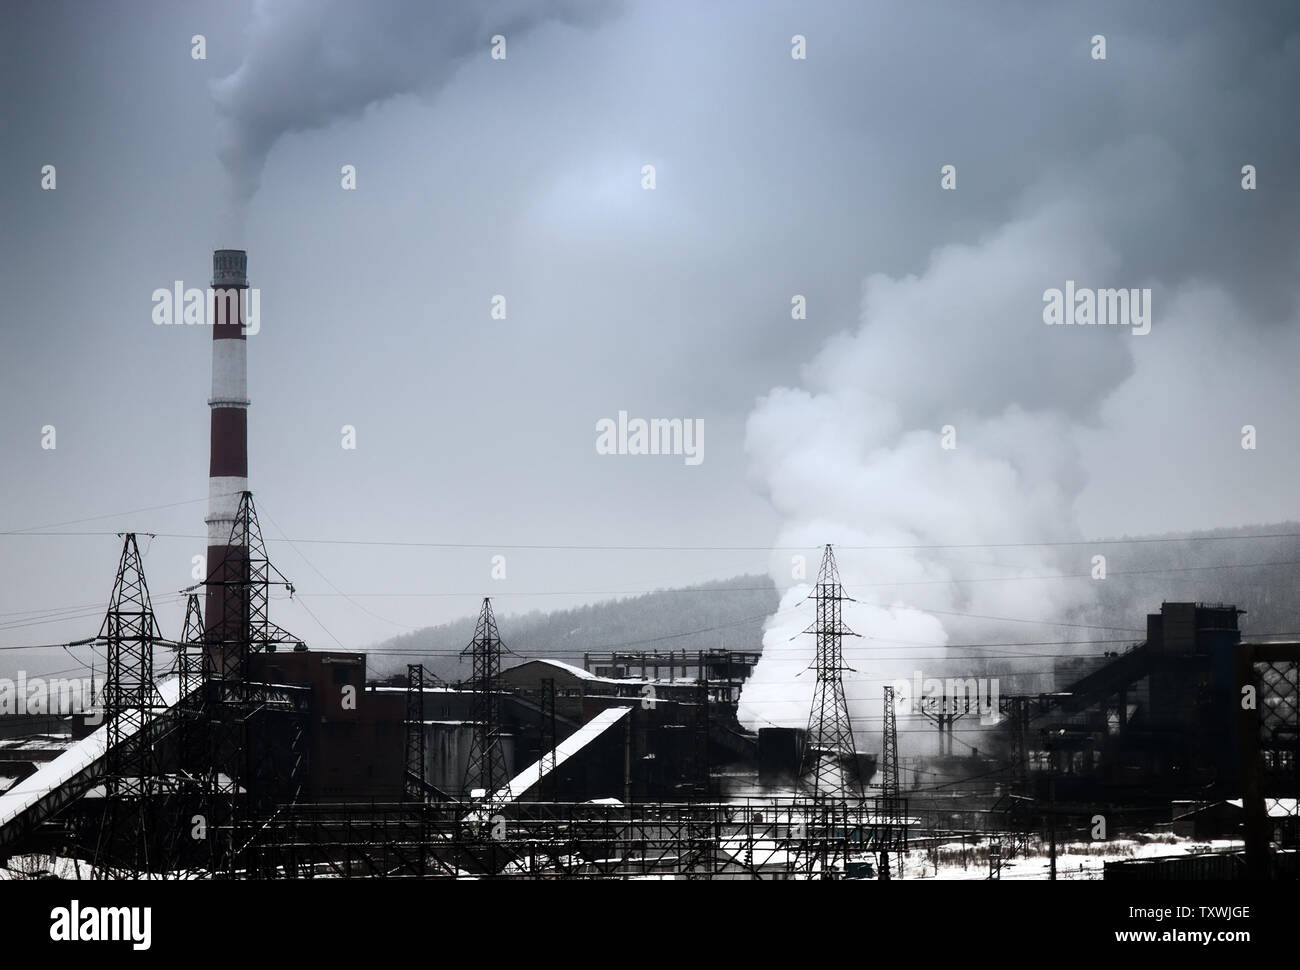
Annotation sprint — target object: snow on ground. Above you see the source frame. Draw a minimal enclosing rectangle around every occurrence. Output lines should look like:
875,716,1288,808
0,854,90,880
901,835,1245,880
2,835,1245,881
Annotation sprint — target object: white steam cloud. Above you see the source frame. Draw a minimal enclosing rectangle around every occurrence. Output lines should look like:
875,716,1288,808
211,0,615,234
738,199,1138,752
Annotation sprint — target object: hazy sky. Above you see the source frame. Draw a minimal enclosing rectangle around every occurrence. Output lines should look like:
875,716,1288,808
3,1,1298,694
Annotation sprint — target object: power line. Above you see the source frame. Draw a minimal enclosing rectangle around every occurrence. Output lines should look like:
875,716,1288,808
275,556,1300,599
6,528,1300,551
0,494,236,535
0,594,184,635
0,601,112,620
258,505,419,636
11,549,1288,640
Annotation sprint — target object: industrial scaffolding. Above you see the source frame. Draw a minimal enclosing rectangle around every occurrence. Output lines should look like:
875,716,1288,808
234,797,907,880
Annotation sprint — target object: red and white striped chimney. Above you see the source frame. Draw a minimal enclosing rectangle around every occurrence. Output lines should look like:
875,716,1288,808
204,249,250,673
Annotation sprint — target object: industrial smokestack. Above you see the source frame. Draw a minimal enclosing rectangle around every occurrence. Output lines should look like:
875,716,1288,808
204,249,250,676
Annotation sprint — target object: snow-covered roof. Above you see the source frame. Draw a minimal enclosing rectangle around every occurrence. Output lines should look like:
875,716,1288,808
502,657,658,686
506,657,602,681
0,735,79,754
491,704,633,803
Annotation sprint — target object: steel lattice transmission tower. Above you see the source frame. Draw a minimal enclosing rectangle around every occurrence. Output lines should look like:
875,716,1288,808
462,597,509,800
798,544,863,801
879,684,902,879
209,491,297,683
177,592,206,699
1004,696,1034,857
204,491,305,875
92,533,167,879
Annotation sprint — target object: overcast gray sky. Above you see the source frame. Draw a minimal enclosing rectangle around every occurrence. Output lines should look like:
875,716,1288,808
2,1,1298,698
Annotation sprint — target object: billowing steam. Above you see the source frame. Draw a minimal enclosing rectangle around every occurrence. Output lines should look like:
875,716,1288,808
211,0,615,232
737,199,1137,749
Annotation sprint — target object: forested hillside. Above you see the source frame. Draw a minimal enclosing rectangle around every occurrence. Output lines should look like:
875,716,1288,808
367,574,779,682
366,523,1300,682
1080,523,1300,637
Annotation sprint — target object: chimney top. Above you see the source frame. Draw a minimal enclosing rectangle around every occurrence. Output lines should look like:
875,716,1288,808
212,249,248,288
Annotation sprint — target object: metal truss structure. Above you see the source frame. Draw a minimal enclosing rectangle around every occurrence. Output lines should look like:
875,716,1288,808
798,545,863,803
987,837,1003,879
879,685,904,878
203,491,308,877
404,664,426,803
461,597,509,800
238,797,907,880
26,525,1297,883
1235,641,1300,878
682,677,715,878
581,649,760,703
917,693,974,755
995,695,1043,857
91,533,167,879
1003,696,1032,792
157,591,213,878
177,593,206,699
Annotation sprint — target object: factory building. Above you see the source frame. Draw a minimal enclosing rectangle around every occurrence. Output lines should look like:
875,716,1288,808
1021,602,1248,802
0,249,1294,880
